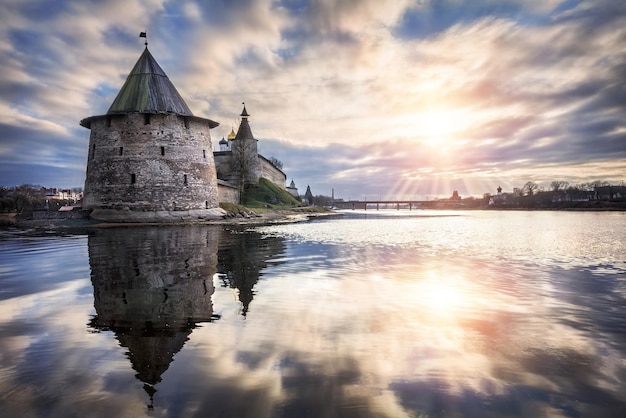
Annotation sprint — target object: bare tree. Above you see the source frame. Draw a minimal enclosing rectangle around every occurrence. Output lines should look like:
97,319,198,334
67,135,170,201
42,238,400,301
590,180,610,190
230,138,259,204
551,181,569,192
268,156,283,170
522,181,539,196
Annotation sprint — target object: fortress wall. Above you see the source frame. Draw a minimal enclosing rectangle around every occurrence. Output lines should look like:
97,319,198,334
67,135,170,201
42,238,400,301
217,181,239,204
83,113,219,211
213,152,237,184
259,156,286,189
286,187,299,199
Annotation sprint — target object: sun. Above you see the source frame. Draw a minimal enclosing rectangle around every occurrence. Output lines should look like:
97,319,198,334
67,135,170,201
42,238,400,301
417,109,474,147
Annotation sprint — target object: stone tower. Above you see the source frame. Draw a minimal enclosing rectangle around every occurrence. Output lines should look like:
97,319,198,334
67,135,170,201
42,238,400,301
230,104,260,185
80,46,222,222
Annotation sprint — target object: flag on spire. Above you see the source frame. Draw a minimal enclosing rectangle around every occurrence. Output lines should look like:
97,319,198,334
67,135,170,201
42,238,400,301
139,32,146,38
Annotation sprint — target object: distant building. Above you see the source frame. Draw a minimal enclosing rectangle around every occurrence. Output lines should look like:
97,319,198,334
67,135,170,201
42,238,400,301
594,186,626,201
286,179,299,199
45,188,83,203
303,185,314,205
218,137,229,152
489,185,507,205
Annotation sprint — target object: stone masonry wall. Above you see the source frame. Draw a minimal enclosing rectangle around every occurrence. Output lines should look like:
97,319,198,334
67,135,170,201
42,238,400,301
259,156,286,189
217,181,239,204
83,113,219,212
213,152,237,184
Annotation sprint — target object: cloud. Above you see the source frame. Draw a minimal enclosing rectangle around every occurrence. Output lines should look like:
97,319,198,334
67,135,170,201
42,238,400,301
0,0,624,195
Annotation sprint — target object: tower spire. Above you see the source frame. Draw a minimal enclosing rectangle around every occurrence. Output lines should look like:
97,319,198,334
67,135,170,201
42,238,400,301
240,102,249,118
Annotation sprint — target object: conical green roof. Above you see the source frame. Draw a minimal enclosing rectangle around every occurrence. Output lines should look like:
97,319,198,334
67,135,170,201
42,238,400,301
107,47,193,116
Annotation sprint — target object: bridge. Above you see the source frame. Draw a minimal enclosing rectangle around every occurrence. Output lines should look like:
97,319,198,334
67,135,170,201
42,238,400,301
331,200,439,210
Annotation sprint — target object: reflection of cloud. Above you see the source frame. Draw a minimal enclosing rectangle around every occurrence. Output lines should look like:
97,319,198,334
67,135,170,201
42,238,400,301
384,262,626,417
0,280,146,417
232,219,626,415
2,218,626,416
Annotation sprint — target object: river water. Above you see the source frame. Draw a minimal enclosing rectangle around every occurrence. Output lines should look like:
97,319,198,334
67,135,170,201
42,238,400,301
0,210,625,417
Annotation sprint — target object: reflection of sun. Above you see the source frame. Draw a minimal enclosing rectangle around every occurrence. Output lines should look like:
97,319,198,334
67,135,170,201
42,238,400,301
422,280,460,311
418,274,465,315
384,268,474,319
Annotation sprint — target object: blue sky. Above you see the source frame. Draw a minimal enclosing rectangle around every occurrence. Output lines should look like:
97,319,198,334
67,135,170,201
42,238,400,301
1,0,625,200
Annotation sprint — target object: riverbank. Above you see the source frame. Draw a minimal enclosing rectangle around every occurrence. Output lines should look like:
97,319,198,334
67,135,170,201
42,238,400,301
2,208,342,231
5,203,625,232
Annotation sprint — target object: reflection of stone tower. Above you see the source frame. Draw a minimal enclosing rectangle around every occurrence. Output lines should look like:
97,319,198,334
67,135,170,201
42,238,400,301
80,46,221,222
216,228,285,317
88,226,219,407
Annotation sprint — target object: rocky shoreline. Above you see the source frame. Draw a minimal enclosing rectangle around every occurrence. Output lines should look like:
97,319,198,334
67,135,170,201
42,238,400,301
1,208,342,231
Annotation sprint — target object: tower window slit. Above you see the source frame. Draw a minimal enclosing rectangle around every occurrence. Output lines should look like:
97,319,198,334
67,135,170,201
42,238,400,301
131,173,136,184
119,146,123,156
161,146,165,156
203,149,206,158
91,144,96,159
144,113,150,125
183,117,189,129
106,116,112,127
183,174,188,185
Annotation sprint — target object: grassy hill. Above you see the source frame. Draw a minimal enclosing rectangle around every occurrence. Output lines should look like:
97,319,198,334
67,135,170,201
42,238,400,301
242,178,302,209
